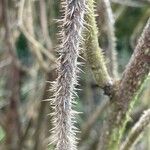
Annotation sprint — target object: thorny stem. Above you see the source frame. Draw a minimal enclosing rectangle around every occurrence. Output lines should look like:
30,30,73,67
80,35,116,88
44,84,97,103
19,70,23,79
50,0,86,149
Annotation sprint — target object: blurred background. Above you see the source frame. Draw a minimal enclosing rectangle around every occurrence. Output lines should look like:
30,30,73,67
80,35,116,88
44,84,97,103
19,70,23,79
0,0,150,150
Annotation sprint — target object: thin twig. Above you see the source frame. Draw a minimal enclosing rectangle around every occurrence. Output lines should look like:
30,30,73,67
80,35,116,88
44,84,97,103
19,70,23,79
110,0,149,7
18,0,56,72
39,0,53,51
120,109,150,150
19,118,33,148
79,99,109,144
33,72,56,150
97,0,118,78
0,58,11,69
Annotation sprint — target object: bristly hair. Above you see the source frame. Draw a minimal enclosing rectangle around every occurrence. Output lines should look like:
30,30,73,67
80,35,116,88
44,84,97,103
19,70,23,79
50,0,86,150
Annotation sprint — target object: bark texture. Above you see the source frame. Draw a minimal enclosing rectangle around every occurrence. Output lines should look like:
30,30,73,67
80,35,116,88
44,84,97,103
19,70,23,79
97,19,150,150
50,0,86,149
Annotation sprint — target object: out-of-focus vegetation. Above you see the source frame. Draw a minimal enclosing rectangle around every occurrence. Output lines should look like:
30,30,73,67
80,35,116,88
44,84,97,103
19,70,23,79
0,0,149,150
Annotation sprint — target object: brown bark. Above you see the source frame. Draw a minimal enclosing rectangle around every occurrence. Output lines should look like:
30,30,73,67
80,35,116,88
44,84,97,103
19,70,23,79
97,19,150,150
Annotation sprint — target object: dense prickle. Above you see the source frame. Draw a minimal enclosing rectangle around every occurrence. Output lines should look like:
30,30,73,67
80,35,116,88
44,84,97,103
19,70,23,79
50,0,86,150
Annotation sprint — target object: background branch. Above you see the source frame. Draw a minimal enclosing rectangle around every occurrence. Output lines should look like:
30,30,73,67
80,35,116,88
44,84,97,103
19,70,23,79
120,109,150,150
110,0,150,7
2,0,21,149
97,0,118,78
39,0,53,51
79,98,109,144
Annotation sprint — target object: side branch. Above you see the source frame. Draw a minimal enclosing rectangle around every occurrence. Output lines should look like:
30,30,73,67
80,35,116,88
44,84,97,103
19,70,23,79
120,109,150,150
84,0,112,91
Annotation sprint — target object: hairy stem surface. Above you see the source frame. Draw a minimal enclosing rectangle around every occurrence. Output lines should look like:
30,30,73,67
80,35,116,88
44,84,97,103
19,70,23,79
50,0,85,150
84,0,112,90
